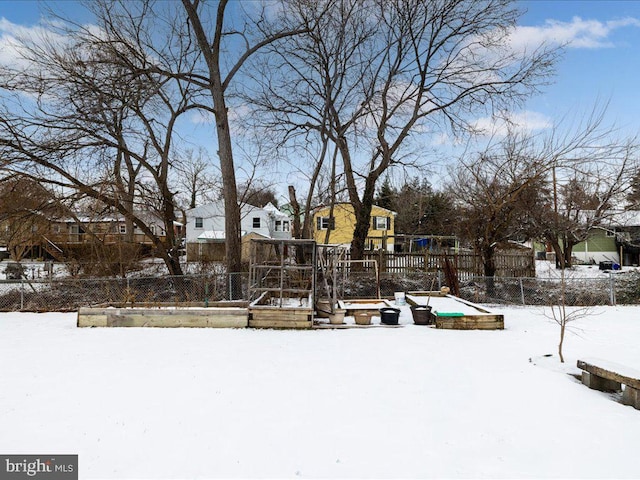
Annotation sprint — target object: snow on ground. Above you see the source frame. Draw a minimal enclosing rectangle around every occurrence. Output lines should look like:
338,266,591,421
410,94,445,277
2,305,640,479
535,259,640,279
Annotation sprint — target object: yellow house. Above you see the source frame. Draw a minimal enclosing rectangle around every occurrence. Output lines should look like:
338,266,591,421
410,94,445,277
312,203,397,251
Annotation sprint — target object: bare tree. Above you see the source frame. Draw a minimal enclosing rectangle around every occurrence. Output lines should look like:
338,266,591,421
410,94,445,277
248,0,558,262
174,148,221,210
0,1,204,275
0,175,68,261
180,0,307,290
238,180,279,208
454,131,549,294
526,106,640,269
537,160,636,268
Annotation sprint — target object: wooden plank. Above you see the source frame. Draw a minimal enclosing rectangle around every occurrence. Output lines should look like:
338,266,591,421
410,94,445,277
436,314,504,330
104,314,248,328
577,359,640,390
78,307,249,328
313,323,403,329
77,313,108,327
89,301,249,309
249,308,312,322
249,319,312,329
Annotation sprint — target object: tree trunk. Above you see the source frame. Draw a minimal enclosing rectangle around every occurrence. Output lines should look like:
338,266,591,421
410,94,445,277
558,321,566,363
288,185,306,264
214,103,243,278
547,237,566,269
563,241,576,268
482,245,497,297
181,0,243,298
350,197,373,265
349,176,376,264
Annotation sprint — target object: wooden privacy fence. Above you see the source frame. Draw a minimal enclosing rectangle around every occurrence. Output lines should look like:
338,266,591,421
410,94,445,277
352,251,535,279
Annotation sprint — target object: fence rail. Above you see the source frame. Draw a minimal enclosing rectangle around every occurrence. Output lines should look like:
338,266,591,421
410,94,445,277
1,270,639,311
358,251,535,278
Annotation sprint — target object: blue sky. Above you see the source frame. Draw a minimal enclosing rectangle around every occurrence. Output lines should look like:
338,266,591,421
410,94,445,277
517,1,640,135
2,1,640,192
2,0,640,129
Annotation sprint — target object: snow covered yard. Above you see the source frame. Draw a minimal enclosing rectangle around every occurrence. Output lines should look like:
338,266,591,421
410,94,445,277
1,306,640,479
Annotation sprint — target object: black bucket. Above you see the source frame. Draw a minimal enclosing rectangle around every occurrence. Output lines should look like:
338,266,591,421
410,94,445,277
410,305,432,325
379,307,401,325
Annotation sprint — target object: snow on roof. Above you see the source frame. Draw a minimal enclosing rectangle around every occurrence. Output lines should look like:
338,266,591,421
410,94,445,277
197,230,261,241
197,230,226,241
612,210,640,227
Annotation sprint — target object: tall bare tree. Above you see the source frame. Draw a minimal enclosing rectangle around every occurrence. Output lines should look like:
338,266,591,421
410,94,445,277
0,1,205,275
525,106,639,269
454,131,549,294
455,105,639,300
180,0,307,287
248,0,558,261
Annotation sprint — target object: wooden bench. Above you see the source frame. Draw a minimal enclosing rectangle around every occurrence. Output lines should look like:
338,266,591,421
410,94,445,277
577,358,640,410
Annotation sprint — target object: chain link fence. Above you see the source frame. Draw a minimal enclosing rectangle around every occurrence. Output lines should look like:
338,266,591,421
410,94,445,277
0,273,248,312
1,270,640,312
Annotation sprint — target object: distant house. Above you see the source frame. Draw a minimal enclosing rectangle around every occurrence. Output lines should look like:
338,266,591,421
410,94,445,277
311,203,397,252
0,206,174,261
564,210,640,266
185,201,292,261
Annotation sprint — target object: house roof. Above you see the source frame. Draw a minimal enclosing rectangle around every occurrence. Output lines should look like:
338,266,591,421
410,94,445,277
187,200,291,220
197,230,265,241
197,230,226,241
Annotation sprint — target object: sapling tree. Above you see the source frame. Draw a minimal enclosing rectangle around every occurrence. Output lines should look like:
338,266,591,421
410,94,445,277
547,253,596,363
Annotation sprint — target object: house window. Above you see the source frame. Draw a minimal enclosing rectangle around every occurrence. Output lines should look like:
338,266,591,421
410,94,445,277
253,217,261,228
119,225,127,234
275,220,291,232
150,225,157,235
317,216,335,230
195,217,203,229
605,229,615,237
52,224,61,234
373,216,390,230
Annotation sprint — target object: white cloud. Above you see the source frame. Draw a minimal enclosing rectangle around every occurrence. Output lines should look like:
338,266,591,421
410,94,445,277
190,109,215,125
472,110,553,137
0,17,69,69
509,16,640,52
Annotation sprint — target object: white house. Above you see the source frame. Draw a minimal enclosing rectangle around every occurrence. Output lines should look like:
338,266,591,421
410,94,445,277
185,201,292,261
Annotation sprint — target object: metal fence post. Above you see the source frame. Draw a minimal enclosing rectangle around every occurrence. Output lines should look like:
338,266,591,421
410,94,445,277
609,273,616,306
20,279,24,311
520,277,526,305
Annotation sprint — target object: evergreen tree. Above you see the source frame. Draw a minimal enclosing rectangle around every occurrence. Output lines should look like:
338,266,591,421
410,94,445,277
375,176,396,211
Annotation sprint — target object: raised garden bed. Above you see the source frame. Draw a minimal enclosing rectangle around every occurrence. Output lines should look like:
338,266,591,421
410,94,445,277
248,291,314,329
77,304,248,328
406,292,504,330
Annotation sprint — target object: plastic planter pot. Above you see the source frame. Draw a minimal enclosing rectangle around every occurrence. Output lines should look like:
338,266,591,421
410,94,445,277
379,307,401,325
410,305,432,325
354,311,372,325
